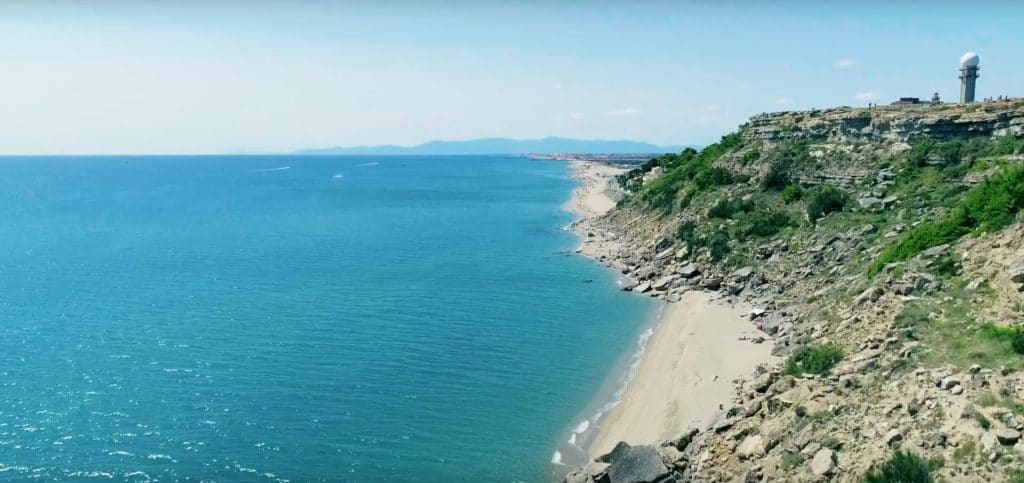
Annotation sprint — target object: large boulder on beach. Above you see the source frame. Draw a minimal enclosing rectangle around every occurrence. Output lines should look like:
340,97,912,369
595,442,673,483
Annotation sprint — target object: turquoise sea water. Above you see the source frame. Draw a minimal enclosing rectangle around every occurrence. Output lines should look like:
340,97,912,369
0,155,653,481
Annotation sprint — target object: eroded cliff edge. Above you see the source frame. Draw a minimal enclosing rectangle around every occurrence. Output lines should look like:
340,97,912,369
567,99,1024,482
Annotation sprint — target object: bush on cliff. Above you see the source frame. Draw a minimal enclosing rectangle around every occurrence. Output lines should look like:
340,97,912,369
784,344,843,376
1013,329,1024,355
738,210,792,238
806,186,848,222
870,165,1024,275
707,198,754,219
639,133,743,212
863,450,934,483
782,184,804,203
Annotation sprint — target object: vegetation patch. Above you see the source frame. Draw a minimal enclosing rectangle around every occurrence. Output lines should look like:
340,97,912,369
782,184,804,203
896,290,1024,370
806,185,849,222
863,450,934,483
870,165,1024,275
708,198,754,219
628,133,744,213
784,344,843,376
737,210,793,238
908,135,1022,167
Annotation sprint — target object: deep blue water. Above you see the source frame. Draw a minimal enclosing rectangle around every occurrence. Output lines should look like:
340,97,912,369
0,155,652,481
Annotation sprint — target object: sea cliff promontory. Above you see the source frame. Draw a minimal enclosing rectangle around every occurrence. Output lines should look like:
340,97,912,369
566,98,1024,482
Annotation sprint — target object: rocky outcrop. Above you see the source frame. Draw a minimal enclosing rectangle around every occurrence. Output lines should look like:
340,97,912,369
594,442,674,483
744,99,1024,146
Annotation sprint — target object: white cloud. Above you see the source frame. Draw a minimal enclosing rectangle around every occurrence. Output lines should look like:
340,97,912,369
853,92,878,101
605,107,643,116
775,98,793,107
833,58,857,68
568,112,585,120
552,82,565,90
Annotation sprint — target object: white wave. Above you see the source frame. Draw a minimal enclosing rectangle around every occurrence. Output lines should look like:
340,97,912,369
573,420,590,434
108,450,133,457
576,308,664,456
252,166,291,172
551,450,563,465
332,173,344,179
355,162,379,167
568,433,577,445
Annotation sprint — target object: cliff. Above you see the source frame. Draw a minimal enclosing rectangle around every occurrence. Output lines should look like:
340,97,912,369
568,98,1024,482
745,99,1024,146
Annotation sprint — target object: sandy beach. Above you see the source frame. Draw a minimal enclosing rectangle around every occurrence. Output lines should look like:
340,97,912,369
563,160,777,463
588,292,777,458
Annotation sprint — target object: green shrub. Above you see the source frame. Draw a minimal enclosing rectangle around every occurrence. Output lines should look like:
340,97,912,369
864,450,934,483
870,165,1024,275
782,184,804,203
780,451,803,471
806,186,848,221
707,230,731,261
676,221,732,261
930,255,960,277
974,411,992,430
708,198,754,219
785,344,843,376
639,134,743,212
1013,329,1024,355
762,161,791,191
739,210,792,238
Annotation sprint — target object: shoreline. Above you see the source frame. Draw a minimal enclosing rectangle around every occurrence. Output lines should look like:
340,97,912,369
561,160,778,470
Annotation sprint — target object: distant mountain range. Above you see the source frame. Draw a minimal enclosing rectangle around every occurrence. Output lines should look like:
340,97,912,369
295,137,695,155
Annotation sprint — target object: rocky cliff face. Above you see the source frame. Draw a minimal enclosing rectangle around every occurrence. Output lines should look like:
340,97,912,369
744,99,1024,146
568,99,1024,482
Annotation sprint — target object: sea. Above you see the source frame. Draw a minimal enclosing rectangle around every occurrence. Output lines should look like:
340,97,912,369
0,155,655,481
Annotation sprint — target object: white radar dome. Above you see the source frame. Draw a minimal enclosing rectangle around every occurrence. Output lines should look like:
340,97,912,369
960,52,980,68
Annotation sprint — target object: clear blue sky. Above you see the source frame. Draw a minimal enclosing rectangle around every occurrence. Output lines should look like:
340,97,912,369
1,1,1021,154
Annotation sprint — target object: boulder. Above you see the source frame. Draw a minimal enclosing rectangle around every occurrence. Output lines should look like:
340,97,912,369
731,267,754,281
652,237,673,253
939,376,960,390
564,468,596,483
857,224,877,236
737,434,766,460
662,428,699,451
1009,255,1024,285
634,282,652,294
597,442,672,483
854,287,884,306
809,448,835,476
651,275,676,291
920,244,949,259
634,266,657,281
677,263,700,278
701,277,723,290
858,196,884,211
995,428,1022,446
884,429,903,448
753,372,776,393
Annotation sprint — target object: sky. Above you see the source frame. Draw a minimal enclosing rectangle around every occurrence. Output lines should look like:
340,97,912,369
1,1,1022,155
